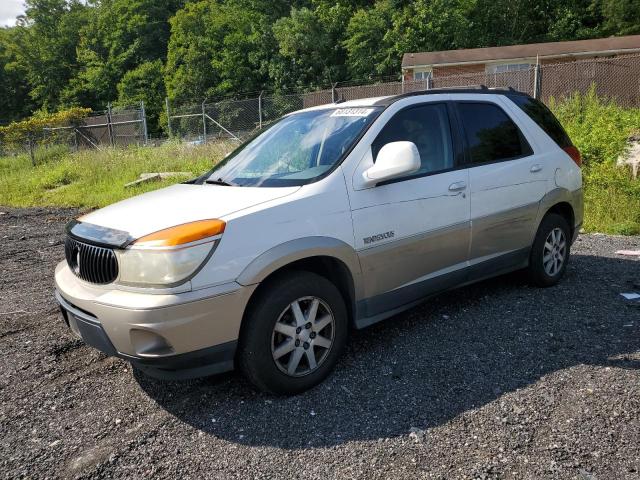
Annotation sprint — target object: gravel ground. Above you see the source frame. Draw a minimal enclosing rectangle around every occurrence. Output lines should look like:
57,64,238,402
1,207,639,480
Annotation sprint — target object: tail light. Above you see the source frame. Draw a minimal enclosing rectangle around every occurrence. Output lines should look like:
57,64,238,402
563,146,582,167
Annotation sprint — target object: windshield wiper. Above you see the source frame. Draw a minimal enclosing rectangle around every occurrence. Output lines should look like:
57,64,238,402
205,178,237,186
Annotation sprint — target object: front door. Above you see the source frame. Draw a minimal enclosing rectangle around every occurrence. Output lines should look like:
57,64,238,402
348,102,471,318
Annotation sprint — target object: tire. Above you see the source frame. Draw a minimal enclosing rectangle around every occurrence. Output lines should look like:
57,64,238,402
527,213,571,287
237,271,348,395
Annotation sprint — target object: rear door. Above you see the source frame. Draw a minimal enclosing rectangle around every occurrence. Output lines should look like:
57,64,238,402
454,98,549,267
348,101,471,317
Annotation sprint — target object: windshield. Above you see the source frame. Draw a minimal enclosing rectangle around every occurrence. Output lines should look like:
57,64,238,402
206,106,381,187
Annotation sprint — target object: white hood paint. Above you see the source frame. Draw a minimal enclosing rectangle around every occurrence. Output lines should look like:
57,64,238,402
81,184,300,239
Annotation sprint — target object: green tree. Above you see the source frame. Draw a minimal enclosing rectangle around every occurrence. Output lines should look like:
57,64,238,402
390,0,472,52
462,0,553,47
63,0,183,109
600,0,640,36
165,1,274,103
11,0,89,111
1,0,639,125
545,3,602,41
271,1,358,90
271,7,334,89
117,60,166,136
344,1,397,80
462,0,603,47
0,28,33,122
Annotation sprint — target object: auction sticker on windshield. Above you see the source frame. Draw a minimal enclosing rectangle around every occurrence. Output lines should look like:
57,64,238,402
331,108,376,117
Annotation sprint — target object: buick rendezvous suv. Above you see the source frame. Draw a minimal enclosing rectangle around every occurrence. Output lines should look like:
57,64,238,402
55,88,583,394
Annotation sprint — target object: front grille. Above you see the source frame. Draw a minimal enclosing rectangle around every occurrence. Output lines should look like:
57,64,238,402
64,236,118,284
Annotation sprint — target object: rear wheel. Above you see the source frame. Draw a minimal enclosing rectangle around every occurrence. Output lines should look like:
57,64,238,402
238,271,348,395
527,213,571,287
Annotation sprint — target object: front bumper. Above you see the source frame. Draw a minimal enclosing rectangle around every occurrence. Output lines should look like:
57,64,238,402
54,261,256,379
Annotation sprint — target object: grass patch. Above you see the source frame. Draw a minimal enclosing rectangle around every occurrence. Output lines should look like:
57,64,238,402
582,161,640,235
0,141,232,208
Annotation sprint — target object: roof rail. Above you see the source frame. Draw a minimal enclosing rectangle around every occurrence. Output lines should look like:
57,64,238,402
433,84,489,90
373,86,529,106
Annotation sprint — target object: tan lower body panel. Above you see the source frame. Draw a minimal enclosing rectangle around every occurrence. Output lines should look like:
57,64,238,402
356,221,470,300
470,202,540,260
54,261,255,357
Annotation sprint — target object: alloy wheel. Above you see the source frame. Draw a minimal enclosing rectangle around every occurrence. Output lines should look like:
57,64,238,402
271,296,335,377
543,227,567,276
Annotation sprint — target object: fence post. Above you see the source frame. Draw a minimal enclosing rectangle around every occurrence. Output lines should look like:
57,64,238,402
331,83,338,103
140,101,148,145
533,58,541,99
201,100,207,144
107,102,115,147
258,91,263,129
165,97,172,138
28,136,35,166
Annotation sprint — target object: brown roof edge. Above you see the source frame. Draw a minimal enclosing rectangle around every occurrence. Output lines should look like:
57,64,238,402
402,35,640,68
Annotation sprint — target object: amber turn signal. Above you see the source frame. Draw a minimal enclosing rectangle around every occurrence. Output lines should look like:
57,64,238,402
134,219,226,247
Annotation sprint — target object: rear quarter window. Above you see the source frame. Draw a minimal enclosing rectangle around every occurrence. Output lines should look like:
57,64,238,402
456,102,533,164
508,95,573,149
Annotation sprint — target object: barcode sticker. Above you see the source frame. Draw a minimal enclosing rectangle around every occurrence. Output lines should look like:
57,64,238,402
331,108,375,117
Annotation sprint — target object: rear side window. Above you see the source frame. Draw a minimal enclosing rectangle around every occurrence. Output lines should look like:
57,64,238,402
372,103,454,177
508,94,573,148
457,102,533,164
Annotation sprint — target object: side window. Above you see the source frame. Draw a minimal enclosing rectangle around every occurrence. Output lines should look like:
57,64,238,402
457,102,533,164
372,103,454,178
507,94,573,149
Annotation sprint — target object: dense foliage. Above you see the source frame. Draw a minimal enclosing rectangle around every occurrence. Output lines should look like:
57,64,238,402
1,0,638,126
551,89,640,235
0,106,91,164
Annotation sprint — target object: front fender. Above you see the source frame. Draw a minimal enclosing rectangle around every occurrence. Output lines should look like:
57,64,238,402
236,236,364,300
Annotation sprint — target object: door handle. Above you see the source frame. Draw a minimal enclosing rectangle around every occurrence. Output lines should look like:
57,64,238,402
530,164,543,173
448,181,467,192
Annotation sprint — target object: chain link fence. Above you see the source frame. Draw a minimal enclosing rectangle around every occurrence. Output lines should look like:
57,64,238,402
54,103,148,149
0,102,147,160
168,53,640,143
4,52,639,157
166,92,319,144
539,54,640,107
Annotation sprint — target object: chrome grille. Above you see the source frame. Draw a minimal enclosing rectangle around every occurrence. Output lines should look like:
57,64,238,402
64,236,118,284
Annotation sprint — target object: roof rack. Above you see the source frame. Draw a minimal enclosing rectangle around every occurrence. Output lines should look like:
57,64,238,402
373,85,528,106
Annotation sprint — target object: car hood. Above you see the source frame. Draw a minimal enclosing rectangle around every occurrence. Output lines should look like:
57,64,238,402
79,183,300,239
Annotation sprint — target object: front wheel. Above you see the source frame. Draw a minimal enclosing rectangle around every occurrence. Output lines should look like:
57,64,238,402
527,213,571,287
237,271,348,395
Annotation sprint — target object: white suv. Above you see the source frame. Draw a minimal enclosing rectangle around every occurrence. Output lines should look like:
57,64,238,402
55,89,583,394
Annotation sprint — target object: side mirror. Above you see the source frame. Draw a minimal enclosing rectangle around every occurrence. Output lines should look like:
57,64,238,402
362,141,421,187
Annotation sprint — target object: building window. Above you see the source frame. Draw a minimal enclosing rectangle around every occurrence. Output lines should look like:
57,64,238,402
413,70,432,81
487,63,532,74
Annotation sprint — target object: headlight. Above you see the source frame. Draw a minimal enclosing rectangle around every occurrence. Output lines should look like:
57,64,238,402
115,219,225,287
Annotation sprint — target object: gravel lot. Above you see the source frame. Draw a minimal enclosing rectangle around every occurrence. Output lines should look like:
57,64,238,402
1,207,639,480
